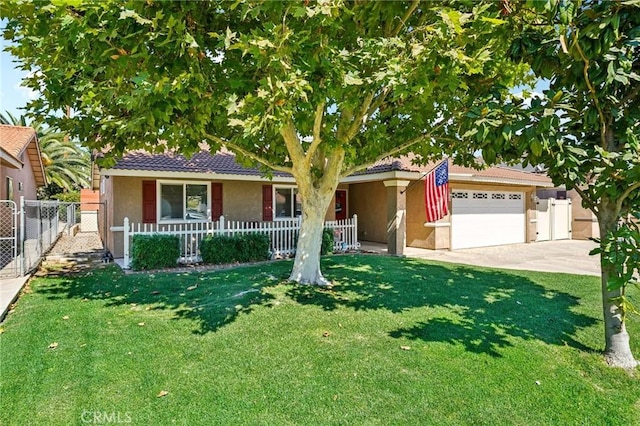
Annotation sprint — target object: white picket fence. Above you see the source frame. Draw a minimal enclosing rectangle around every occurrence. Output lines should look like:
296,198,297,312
121,215,358,268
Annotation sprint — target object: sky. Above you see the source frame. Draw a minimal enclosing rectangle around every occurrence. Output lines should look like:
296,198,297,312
0,40,37,120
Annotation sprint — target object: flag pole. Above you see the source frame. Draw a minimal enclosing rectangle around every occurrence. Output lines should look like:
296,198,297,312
400,158,448,195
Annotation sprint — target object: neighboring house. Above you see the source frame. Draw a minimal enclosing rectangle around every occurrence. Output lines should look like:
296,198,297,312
97,149,555,258
0,124,47,203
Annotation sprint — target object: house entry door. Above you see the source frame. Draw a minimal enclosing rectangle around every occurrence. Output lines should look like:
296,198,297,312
335,190,347,221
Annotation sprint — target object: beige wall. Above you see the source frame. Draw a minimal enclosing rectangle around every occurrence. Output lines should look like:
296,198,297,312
406,180,453,249
569,189,599,240
349,181,387,243
1,154,40,203
103,176,341,257
352,179,539,250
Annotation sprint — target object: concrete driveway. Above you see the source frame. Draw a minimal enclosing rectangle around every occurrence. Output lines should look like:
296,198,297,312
362,240,601,277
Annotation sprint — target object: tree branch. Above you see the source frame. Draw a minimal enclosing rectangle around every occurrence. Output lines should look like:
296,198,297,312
392,0,420,37
571,30,608,149
340,133,432,177
305,100,326,166
204,132,293,174
342,91,374,142
571,184,599,216
280,118,307,178
619,83,640,109
366,87,392,118
616,181,640,214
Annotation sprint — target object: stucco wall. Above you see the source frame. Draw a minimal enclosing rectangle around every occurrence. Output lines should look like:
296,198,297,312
1,152,39,203
349,181,387,243
569,189,599,240
353,179,539,250
104,176,341,257
406,180,451,249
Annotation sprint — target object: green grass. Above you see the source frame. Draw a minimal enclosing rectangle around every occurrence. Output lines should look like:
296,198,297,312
1,255,639,425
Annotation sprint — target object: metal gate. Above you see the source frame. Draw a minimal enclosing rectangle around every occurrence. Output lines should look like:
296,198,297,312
0,200,19,278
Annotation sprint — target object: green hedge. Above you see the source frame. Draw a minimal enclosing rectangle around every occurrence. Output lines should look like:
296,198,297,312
130,234,180,270
201,233,270,265
321,228,335,255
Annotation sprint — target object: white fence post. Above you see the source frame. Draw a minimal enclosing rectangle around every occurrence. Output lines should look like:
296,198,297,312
19,196,25,277
353,214,358,249
123,217,130,269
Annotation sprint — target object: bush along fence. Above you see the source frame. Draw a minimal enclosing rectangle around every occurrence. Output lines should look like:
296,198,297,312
121,215,359,269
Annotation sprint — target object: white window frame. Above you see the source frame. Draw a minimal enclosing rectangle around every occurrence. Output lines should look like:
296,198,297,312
157,180,211,223
273,185,302,220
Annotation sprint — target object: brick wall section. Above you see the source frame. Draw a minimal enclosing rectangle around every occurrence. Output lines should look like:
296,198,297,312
80,189,100,211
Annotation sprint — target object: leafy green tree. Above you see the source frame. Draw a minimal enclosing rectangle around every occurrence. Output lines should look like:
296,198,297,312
0,111,90,193
1,1,527,284
459,0,639,368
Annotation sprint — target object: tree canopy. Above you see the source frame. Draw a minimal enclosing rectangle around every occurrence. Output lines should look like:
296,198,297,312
2,0,529,284
460,0,639,368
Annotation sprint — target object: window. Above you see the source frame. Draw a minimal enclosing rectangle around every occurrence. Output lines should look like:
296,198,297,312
159,181,210,222
452,192,468,199
274,186,302,219
6,177,13,201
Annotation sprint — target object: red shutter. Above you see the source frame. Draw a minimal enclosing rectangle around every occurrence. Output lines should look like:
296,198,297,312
211,182,223,221
142,180,156,224
262,185,273,221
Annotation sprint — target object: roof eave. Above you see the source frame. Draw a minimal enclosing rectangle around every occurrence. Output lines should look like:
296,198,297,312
0,147,23,169
100,168,297,183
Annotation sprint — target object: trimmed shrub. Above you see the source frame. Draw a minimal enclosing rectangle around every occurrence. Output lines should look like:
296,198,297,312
130,234,180,270
235,233,271,262
200,234,238,265
321,228,334,255
201,233,270,265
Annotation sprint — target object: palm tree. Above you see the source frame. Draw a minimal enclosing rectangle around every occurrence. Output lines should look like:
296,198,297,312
1,111,90,191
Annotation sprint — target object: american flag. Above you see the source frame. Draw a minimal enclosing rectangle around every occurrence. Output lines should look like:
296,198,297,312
424,160,449,222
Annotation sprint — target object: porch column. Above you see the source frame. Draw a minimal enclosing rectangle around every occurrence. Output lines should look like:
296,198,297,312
383,180,410,256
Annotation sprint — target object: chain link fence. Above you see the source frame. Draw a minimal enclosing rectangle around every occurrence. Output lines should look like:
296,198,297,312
0,198,105,278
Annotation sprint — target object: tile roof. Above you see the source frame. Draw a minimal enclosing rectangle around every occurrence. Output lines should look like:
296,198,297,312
359,155,553,184
112,150,291,177
0,124,37,160
111,150,552,186
0,124,47,186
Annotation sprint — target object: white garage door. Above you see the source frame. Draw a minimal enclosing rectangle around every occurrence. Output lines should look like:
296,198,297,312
451,190,526,249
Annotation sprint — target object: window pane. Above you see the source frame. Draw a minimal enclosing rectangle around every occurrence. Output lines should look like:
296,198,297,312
275,188,293,218
186,184,208,220
160,184,183,219
294,189,302,217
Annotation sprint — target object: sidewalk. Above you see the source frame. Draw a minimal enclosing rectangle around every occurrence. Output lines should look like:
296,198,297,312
1,231,104,323
0,276,30,322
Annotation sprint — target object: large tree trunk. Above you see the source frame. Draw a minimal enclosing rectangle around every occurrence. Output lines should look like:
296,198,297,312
284,122,345,284
598,201,638,369
288,189,335,285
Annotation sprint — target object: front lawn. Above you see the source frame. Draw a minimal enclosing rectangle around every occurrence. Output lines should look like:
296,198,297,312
1,255,638,425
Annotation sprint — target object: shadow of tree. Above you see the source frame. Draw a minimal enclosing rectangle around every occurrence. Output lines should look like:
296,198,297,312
287,256,598,357
35,263,290,334
34,255,598,355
